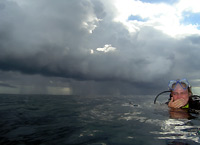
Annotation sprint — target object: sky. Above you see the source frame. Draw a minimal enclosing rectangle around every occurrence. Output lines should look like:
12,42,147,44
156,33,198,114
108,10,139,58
1,0,200,95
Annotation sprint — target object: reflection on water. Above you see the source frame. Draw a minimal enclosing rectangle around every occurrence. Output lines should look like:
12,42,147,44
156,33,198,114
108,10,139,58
158,119,199,140
1,95,200,144
120,102,200,144
169,108,196,119
152,107,200,144
83,96,200,144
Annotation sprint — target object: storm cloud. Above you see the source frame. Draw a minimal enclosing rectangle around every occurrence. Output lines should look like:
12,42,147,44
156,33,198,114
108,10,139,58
0,0,200,95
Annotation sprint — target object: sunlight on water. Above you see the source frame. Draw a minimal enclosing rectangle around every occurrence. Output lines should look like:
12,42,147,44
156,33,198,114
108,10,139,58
153,119,200,143
0,94,200,145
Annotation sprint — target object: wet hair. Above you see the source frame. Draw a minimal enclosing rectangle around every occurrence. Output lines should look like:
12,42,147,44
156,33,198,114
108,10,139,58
188,86,193,96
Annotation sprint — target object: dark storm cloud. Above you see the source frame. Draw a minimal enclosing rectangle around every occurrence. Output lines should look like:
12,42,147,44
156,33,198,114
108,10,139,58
1,0,200,94
0,82,16,88
0,0,94,77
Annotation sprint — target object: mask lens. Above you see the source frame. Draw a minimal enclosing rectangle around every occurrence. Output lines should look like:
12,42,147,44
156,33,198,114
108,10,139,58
168,80,177,90
179,79,189,90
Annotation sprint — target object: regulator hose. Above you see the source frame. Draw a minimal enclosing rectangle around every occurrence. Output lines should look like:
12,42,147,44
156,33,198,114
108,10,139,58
154,90,171,104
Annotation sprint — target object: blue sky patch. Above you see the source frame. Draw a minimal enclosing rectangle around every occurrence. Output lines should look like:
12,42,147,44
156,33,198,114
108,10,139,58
128,15,148,22
139,0,179,5
181,11,200,29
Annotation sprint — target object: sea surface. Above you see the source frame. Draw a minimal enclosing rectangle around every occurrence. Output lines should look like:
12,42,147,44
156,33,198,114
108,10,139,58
0,94,200,145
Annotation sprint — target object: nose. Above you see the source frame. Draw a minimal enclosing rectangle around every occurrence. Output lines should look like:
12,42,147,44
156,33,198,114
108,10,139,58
177,94,181,99
176,93,183,99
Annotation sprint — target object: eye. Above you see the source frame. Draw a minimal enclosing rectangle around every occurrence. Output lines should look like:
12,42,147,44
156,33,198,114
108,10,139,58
172,93,178,95
181,92,187,95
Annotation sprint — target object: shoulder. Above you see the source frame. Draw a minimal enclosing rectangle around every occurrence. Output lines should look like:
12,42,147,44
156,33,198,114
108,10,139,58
189,95,200,101
189,95,200,110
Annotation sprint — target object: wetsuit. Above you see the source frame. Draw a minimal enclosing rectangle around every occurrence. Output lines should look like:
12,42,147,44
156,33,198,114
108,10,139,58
187,95,200,110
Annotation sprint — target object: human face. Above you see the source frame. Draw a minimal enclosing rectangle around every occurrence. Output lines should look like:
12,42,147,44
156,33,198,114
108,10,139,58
171,84,189,102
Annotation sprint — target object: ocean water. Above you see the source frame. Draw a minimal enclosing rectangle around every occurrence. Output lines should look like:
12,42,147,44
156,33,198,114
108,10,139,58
0,94,200,145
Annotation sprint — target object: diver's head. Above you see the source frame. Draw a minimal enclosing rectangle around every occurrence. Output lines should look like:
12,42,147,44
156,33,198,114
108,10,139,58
168,79,192,101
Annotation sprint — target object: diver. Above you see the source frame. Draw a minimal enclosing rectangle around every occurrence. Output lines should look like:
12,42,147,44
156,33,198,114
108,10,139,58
168,79,200,110
155,78,200,110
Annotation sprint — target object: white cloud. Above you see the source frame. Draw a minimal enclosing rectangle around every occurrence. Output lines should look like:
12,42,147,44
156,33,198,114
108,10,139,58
82,12,102,34
114,0,200,38
176,0,200,13
96,44,116,53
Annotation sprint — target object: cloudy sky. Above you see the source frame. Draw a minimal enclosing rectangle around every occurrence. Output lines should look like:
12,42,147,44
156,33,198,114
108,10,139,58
1,0,200,95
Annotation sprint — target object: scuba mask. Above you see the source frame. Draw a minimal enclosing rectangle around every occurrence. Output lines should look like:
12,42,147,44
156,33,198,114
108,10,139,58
168,78,190,91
